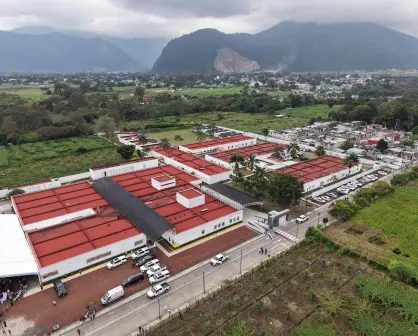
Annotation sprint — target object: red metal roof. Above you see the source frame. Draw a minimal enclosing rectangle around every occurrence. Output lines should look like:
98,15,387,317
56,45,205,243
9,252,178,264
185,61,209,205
181,135,254,150
152,146,230,176
207,142,287,162
273,156,355,182
153,174,174,182
179,189,202,199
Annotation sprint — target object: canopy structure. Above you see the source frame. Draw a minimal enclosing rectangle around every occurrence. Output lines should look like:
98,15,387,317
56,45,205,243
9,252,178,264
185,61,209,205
93,177,175,241
201,183,264,210
0,215,38,278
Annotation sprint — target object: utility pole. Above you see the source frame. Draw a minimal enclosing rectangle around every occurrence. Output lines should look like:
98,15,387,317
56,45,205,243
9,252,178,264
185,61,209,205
239,249,243,275
158,294,161,319
317,213,320,225
203,272,206,294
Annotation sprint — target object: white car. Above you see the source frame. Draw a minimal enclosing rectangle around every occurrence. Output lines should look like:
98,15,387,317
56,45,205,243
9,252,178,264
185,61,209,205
210,253,229,266
147,282,170,299
296,215,309,224
149,270,170,284
321,196,331,201
131,247,150,260
313,197,325,204
106,256,127,270
140,259,159,272
146,264,167,278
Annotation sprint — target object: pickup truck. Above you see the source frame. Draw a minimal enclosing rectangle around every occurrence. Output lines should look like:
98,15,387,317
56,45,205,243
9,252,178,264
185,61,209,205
146,264,167,278
296,215,309,224
210,253,229,266
147,282,170,299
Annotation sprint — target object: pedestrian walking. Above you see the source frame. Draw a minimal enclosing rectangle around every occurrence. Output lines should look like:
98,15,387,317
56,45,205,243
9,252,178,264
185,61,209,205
138,326,142,334
264,248,267,255
268,253,271,258
8,330,11,335
52,300,56,307
40,285,43,291
10,302,13,308
3,321,6,328
77,329,81,335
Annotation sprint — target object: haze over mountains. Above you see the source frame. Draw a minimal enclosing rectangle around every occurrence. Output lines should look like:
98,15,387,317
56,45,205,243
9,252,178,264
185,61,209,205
3,21,418,73
153,22,418,73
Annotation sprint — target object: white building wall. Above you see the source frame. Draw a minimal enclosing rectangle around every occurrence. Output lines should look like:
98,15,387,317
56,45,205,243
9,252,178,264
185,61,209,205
176,192,205,208
9,180,62,194
179,138,257,155
90,158,158,180
163,210,243,247
303,164,362,193
38,233,146,283
204,155,233,169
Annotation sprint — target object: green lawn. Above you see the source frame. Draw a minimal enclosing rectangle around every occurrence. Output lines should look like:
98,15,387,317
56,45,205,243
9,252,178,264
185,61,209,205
351,186,418,268
0,148,8,167
0,136,128,188
148,129,206,146
141,105,339,133
0,86,46,101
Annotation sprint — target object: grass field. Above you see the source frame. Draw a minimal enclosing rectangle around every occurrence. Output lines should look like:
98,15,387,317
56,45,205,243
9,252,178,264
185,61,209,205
136,105,338,133
325,185,418,269
148,129,206,146
148,240,417,336
0,86,46,102
0,136,127,188
0,148,8,167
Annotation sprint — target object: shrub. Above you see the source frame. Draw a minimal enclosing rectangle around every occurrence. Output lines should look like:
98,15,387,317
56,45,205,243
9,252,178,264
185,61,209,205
390,173,410,187
370,180,394,196
6,188,25,199
388,260,418,284
329,200,359,221
74,147,88,154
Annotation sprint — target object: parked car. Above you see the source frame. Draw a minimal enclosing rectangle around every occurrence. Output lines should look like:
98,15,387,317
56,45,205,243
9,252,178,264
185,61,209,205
378,170,388,176
210,253,229,266
101,286,124,305
149,270,170,284
313,197,325,203
147,282,170,299
53,280,67,298
321,196,331,201
328,192,338,198
146,264,167,278
337,188,349,195
107,255,127,270
135,254,155,267
140,259,159,272
122,272,145,287
296,215,309,224
131,247,150,260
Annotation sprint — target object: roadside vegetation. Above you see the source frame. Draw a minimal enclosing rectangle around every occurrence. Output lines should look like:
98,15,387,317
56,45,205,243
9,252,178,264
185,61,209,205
148,239,418,336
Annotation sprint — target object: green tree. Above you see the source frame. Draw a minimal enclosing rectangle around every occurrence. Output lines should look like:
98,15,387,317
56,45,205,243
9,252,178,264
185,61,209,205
246,154,258,170
217,113,225,120
267,173,304,206
390,173,410,187
344,153,359,173
315,145,326,157
329,200,358,221
160,138,171,149
371,180,394,196
134,86,145,100
288,143,300,159
79,80,91,93
230,154,245,174
340,140,354,151
261,128,269,140
412,126,418,136
95,115,117,138
271,146,284,159
53,82,73,98
0,116,17,134
376,138,388,153
138,134,148,145
174,135,183,141
117,144,135,160
196,132,206,142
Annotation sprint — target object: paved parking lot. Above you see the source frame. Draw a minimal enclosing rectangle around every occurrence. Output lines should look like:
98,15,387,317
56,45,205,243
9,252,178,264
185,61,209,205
1,226,256,335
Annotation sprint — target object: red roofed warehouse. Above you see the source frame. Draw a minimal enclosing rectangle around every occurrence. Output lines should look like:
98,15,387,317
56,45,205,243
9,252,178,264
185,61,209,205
179,135,256,155
273,156,362,192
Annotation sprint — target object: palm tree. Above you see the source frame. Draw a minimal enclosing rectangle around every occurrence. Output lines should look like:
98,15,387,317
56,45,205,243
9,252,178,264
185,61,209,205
271,146,284,159
288,142,300,159
261,128,269,140
160,138,171,149
344,153,359,174
141,145,150,157
196,132,206,142
315,145,326,157
246,154,259,170
252,166,268,190
230,154,245,174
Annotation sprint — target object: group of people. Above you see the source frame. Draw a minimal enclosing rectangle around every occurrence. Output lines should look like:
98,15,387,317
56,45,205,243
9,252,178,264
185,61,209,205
0,316,12,335
259,247,271,258
79,308,96,323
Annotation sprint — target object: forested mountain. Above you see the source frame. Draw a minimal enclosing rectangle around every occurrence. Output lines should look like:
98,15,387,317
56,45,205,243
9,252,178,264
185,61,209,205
153,22,418,73
11,26,169,70
0,30,141,73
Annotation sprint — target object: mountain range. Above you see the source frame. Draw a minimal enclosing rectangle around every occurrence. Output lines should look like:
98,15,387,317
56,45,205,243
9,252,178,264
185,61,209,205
153,22,418,73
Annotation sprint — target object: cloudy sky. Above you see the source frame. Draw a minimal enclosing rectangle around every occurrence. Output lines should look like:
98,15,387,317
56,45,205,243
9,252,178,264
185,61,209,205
0,0,417,38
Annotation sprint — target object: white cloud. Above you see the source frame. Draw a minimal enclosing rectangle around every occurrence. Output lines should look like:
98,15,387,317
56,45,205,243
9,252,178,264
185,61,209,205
0,0,417,38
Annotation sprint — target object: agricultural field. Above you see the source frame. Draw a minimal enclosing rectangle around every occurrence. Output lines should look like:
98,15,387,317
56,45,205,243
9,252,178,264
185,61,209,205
0,136,126,188
148,240,418,336
325,184,418,270
137,105,339,133
0,85,46,102
147,129,208,146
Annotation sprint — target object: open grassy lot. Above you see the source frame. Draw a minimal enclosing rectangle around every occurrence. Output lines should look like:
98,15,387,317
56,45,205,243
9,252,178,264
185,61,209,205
325,185,418,270
0,136,126,188
147,129,208,146
139,105,338,133
148,240,417,336
0,85,46,102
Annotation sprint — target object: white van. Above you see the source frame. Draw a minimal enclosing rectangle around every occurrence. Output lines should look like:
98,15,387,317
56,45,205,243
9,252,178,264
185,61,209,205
101,286,124,305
